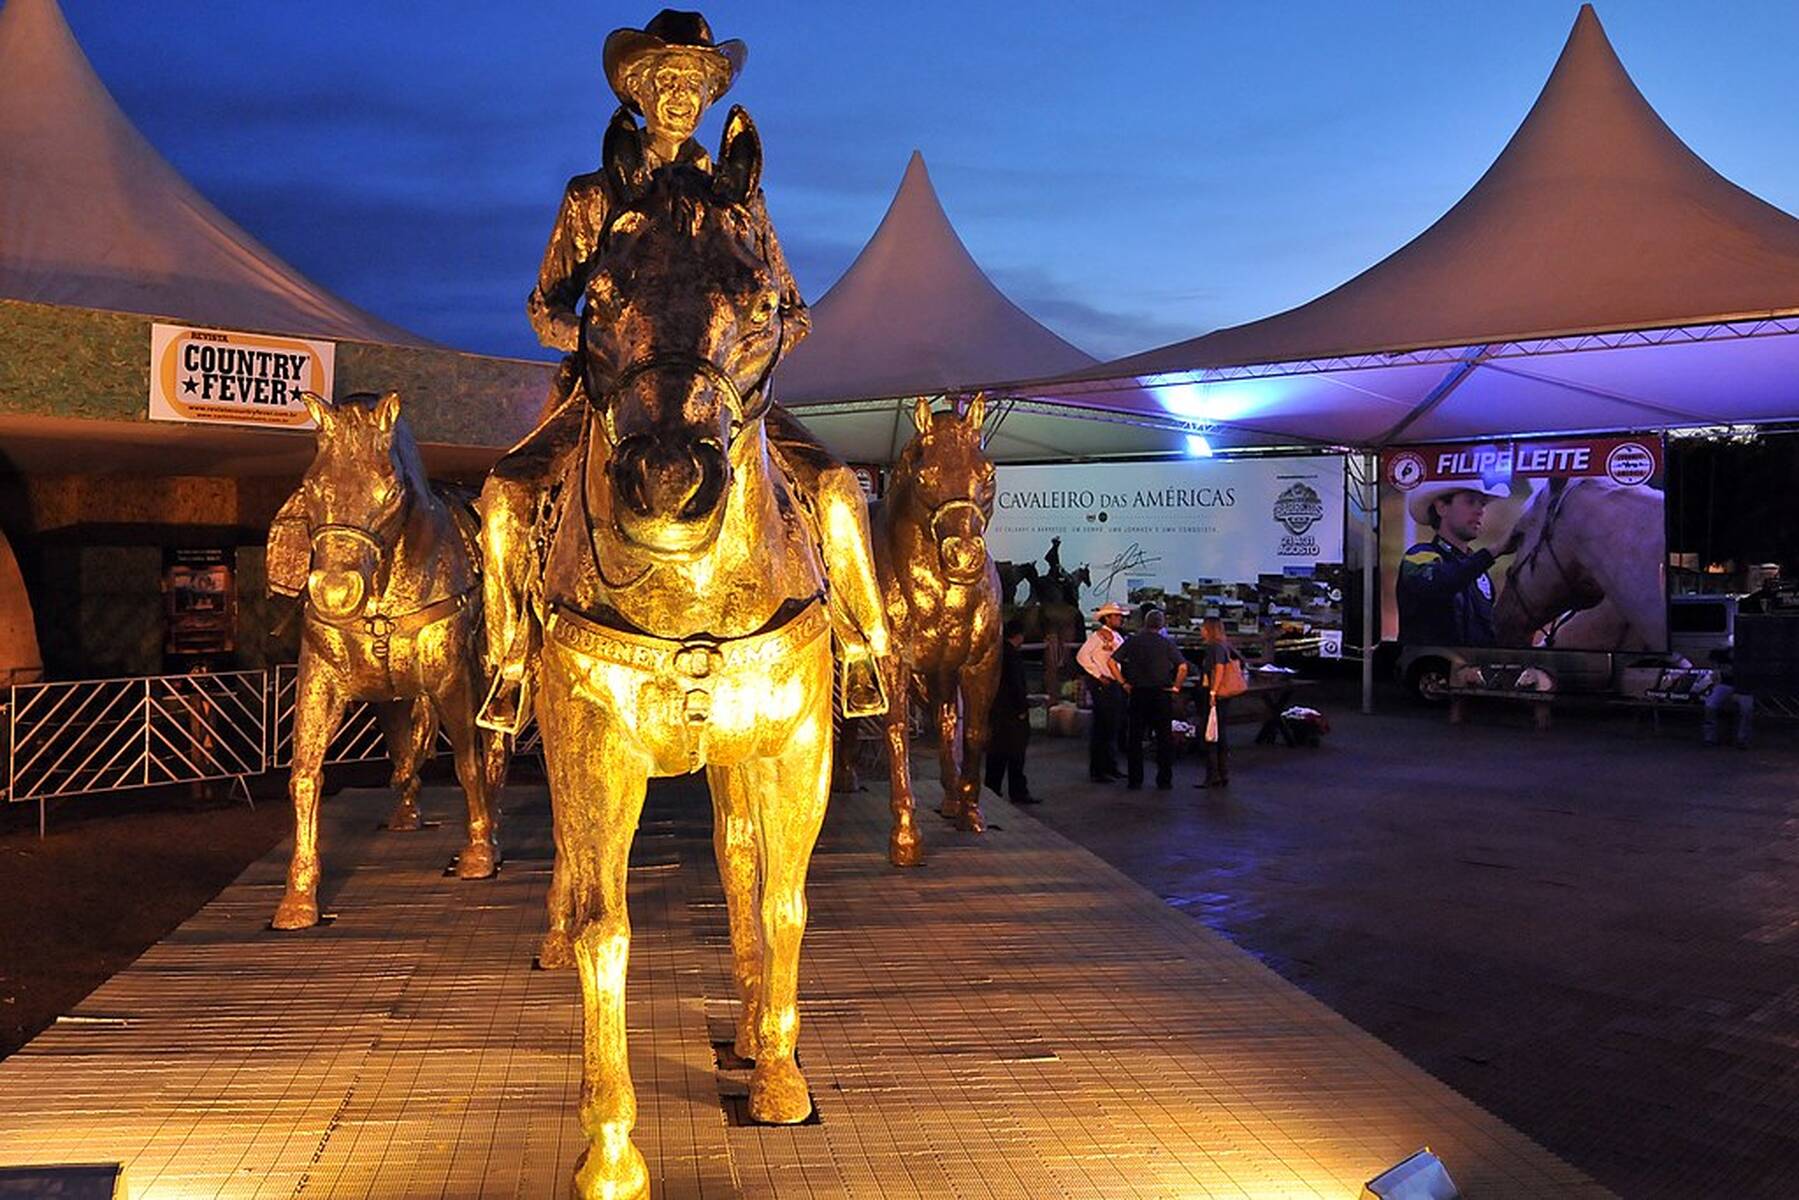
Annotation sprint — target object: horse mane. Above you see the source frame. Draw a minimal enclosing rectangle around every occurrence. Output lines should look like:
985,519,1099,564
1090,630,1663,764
329,392,432,500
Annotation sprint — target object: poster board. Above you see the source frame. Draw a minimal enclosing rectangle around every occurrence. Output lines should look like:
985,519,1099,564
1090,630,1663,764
149,324,333,429
987,456,1347,649
1378,436,1667,651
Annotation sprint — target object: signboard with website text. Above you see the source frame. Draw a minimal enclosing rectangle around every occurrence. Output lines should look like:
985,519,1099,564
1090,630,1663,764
149,323,333,429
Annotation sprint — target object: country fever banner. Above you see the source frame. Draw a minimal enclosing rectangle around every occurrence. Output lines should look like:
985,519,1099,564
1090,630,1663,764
149,323,334,429
1378,435,1666,652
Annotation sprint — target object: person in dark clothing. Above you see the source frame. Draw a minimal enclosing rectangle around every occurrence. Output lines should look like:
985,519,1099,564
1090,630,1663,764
1396,482,1524,647
1703,646,1753,748
1194,617,1238,788
984,619,1038,804
1111,608,1189,790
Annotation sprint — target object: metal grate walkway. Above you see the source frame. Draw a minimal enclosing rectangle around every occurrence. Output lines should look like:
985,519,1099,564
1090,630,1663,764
0,772,1611,1197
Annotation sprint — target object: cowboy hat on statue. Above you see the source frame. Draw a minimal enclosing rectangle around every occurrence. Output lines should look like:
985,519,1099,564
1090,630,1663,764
603,10,746,116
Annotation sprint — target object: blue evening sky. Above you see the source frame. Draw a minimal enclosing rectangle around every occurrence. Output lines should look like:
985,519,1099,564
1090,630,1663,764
57,2,1799,362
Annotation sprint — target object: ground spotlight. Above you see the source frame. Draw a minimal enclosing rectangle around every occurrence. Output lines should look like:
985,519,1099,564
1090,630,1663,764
1364,1148,1458,1199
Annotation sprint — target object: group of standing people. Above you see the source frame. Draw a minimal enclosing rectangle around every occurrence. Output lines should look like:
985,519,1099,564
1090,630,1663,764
1077,604,1238,790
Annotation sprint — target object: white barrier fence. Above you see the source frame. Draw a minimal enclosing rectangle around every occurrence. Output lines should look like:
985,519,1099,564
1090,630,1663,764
2,668,537,834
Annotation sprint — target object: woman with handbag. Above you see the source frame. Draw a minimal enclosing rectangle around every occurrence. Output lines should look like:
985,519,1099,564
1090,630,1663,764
1196,618,1248,788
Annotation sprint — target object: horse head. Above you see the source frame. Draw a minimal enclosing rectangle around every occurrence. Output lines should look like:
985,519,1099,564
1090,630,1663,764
296,390,418,619
891,393,996,584
1492,480,1603,644
582,106,782,560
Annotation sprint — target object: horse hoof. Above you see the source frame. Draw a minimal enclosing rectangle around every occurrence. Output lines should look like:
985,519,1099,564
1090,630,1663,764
387,807,422,832
733,1029,760,1064
888,830,924,868
456,842,496,879
957,806,986,835
748,1058,813,1124
571,1141,647,1200
537,930,575,970
271,894,319,930
936,799,961,821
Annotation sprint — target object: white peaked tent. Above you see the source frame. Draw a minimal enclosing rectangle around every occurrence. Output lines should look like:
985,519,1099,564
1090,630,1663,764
0,0,425,345
780,152,1194,461
1019,5,1799,449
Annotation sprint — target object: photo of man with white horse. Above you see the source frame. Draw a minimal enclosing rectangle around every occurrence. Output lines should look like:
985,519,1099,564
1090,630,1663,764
1385,437,1670,654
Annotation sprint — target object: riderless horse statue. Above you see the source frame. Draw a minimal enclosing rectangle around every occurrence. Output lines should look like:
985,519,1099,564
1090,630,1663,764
1491,478,1666,652
873,395,1002,866
268,390,503,931
512,109,843,1198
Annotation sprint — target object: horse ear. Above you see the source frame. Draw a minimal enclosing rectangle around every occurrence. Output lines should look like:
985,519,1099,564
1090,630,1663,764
374,390,401,433
912,396,934,437
715,105,762,204
299,390,329,430
964,392,987,430
603,105,650,202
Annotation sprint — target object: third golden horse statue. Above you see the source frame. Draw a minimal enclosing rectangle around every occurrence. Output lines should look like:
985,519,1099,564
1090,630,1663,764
873,395,1003,866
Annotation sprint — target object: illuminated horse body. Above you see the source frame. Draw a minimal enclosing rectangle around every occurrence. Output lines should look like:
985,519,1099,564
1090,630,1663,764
525,110,831,1199
271,391,502,931
874,396,1002,867
1492,478,1666,651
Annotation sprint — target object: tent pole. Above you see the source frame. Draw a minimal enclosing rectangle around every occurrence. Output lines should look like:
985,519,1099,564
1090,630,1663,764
1361,451,1377,715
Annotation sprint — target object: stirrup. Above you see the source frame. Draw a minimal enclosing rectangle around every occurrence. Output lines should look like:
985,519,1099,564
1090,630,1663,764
839,649,888,719
477,665,531,736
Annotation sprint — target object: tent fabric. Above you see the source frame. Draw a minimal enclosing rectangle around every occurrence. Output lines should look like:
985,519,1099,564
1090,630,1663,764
0,0,427,346
1020,5,1799,450
777,151,1096,406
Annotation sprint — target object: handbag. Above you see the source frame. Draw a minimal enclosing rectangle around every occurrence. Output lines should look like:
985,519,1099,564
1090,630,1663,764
1212,654,1249,700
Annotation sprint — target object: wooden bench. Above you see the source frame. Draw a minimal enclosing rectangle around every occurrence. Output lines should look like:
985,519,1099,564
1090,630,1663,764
1445,687,1556,732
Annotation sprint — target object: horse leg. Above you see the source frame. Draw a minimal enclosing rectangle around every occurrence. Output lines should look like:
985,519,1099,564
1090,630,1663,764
883,663,923,867
956,658,998,835
935,691,962,820
746,687,832,1124
707,763,764,1061
376,696,432,832
274,654,345,930
539,679,651,1200
433,662,497,880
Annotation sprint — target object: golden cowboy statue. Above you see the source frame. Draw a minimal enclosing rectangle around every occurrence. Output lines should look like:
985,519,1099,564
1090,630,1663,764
479,8,888,736
475,13,893,1198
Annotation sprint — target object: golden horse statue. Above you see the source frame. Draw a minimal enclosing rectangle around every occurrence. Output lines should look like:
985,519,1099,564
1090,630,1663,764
872,396,1002,866
268,391,503,930
516,109,840,1199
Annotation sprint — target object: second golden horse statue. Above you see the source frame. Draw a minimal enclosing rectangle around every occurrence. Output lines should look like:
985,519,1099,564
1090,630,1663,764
511,109,836,1199
872,395,1003,866
268,390,505,931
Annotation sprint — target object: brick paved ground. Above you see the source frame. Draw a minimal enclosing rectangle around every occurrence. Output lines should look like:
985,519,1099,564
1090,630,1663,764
1018,681,1799,1199
0,763,1604,1198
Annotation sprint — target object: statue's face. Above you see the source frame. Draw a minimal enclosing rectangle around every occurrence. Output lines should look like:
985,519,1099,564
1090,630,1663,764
638,58,711,143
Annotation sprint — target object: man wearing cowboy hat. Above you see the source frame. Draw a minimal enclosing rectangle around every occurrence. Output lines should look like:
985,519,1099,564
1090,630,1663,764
1076,601,1130,781
1397,481,1526,647
479,10,892,730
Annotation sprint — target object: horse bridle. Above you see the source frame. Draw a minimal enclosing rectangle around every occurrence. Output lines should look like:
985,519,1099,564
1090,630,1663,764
926,497,990,546
584,305,784,453
1501,485,1598,645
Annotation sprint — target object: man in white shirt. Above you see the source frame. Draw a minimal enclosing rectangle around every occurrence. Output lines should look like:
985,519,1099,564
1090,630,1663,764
1076,602,1129,781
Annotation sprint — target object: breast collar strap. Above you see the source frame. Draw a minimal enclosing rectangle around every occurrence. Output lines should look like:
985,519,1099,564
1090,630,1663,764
308,587,474,660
